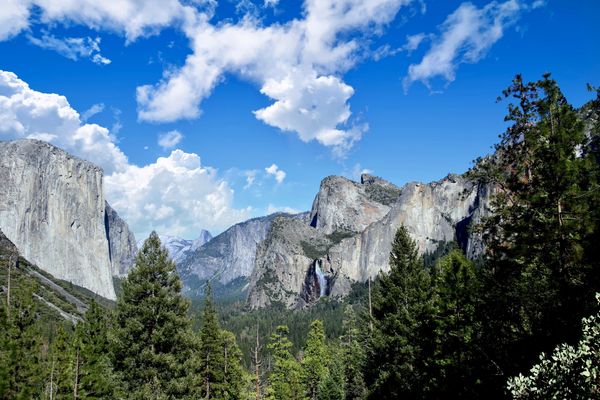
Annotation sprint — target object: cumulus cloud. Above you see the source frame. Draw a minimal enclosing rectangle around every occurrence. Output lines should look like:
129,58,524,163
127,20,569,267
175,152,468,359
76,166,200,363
0,0,30,41
1,0,197,42
158,129,183,149
105,150,251,239
404,0,521,91
265,164,286,184
0,70,128,174
0,70,249,238
136,0,413,156
28,33,111,65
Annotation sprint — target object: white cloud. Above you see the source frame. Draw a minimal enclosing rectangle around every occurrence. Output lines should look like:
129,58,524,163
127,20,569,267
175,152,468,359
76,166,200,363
1,0,428,156
0,70,128,174
0,0,30,41
3,0,198,42
0,70,250,238
404,0,521,91
531,0,547,9
265,163,286,184
81,103,105,121
403,32,427,53
263,0,279,8
266,204,300,215
158,129,183,149
244,170,257,189
28,33,111,65
105,150,251,239
136,0,413,156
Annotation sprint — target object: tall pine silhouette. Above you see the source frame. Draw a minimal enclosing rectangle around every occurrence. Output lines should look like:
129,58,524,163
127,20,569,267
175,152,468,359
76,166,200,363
112,232,194,399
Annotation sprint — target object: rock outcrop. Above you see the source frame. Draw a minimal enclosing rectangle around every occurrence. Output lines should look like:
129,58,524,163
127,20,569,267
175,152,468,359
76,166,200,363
141,231,213,265
0,140,136,300
177,214,301,296
105,203,138,277
247,173,492,309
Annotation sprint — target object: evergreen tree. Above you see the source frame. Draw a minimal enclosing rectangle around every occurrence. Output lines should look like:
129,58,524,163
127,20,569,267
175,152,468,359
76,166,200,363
1,279,43,399
77,301,118,399
317,345,345,400
302,320,329,400
364,225,435,399
472,74,600,393
112,232,194,399
340,307,367,400
44,325,75,399
222,330,248,400
431,249,481,398
195,284,226,399
266,325,304,400
0,303,9,397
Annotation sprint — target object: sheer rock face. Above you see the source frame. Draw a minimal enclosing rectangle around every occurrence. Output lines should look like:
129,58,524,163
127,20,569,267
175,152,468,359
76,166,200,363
308,175,398,234
177,214,298,295
0,140,134,300
247,173,493,309
105,202,138,277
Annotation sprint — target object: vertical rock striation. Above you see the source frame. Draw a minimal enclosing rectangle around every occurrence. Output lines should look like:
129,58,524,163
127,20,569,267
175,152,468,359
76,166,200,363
0,140,136,300
105,202,138,277
247,173,493,309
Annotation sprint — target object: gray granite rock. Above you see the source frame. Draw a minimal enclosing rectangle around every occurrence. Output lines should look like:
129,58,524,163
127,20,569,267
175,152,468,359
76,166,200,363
0,139,135,300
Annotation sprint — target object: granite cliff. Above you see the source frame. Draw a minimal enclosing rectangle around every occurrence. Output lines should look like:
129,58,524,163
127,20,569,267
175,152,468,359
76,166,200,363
247,173,493,309
177,213,304,296
0,140,137,299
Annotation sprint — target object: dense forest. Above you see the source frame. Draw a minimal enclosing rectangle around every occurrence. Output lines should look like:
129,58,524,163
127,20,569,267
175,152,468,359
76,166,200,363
1,74,599,399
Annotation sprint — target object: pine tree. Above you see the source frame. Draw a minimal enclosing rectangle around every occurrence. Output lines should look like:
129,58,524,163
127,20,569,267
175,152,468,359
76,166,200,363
364,225,435,399
1,279,43,399
222,330,248,400
77,301,117,399
473,74,600,392
340,307,367,400
195,284,226,399
112,232,194,399
317,344,345,400
44,325,75,400
431,249,481,398
302,320,329,400
266,325,304,400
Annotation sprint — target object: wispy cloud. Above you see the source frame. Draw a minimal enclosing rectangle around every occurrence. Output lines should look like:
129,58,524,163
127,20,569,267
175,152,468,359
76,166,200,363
28,33,111,65
81,103,105,121
404,0,521,92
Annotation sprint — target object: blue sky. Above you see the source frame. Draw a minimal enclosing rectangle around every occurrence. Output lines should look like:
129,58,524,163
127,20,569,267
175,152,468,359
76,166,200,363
1,0,599,240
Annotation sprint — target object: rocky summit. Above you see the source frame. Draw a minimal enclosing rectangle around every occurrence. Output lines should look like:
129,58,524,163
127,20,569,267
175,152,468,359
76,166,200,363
246,172,493,309
0,140,137,300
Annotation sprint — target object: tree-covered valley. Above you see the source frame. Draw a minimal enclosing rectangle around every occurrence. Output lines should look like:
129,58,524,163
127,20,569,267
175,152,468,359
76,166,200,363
1,75,599,399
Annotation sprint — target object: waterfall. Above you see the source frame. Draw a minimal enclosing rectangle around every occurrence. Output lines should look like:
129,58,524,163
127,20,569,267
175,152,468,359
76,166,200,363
315,259,327,297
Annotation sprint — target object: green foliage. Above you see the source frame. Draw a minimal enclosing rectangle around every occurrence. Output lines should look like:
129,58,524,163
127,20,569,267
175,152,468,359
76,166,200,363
318,345,345,400
1,279,43,399
266,326,305,400
430,250,481,398
507,293,600,399
77,301,117,399
471,74,600,395
340,307,367,400
302,320,329,400
112,231,194,399
365,225,436,399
